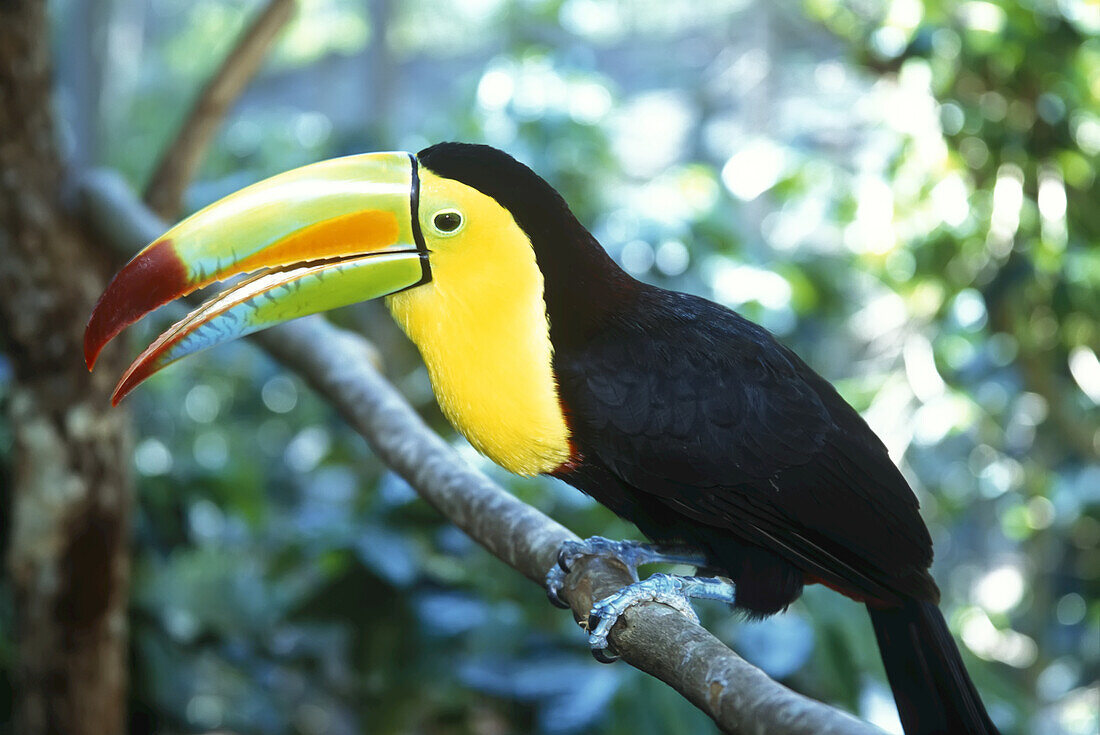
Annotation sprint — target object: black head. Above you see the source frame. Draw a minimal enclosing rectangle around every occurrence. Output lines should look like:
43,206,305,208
417,142,636,346
418,142,582,244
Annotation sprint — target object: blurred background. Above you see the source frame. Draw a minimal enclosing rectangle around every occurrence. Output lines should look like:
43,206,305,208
1,0,1098,733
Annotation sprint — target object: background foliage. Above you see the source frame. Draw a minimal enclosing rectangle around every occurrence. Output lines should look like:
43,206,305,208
1,0,1096,732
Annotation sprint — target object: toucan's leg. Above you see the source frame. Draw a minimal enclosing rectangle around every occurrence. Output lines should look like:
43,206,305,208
585,574,737,663
545,536,710,608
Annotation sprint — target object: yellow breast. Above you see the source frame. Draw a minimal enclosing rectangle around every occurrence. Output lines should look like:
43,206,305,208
385,170,572,476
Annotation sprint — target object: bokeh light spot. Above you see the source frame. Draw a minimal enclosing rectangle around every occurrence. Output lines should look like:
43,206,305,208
184,383,220,424
135,437,173,476
262,375,299,414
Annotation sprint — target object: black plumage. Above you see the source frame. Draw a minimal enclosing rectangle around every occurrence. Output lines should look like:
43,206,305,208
419,142,998,735
554,288,939,612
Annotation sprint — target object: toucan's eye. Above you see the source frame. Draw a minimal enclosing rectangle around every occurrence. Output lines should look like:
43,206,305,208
432,210,464,235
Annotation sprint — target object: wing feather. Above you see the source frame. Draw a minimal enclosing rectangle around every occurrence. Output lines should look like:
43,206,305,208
555,289,933,602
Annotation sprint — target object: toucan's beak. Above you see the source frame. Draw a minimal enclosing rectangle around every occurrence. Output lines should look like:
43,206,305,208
85,151,430,405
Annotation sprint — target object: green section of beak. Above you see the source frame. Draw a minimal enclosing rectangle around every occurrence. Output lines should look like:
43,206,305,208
86,151,430,404
163,151,423,283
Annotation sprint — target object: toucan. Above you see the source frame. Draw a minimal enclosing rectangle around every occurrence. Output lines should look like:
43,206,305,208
85,143,999,734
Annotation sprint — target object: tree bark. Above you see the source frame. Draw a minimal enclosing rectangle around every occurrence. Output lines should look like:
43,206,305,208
0,2,132,734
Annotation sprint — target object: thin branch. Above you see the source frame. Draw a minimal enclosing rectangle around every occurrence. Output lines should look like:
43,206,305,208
985,260,1098,461
78,169,885,735
143,0,295,219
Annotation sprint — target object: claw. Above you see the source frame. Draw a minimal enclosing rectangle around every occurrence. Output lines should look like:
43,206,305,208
586,611,602,632
557,545,573,573
545,538,603,609
546,589,569,609
591,644,620,664
545,563,571,609
585,611,619,663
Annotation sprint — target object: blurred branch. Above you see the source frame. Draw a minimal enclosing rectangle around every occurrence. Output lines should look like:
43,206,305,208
77,169,884,735
143,0,295,219
989,300,1098,461
1015,351,1098,459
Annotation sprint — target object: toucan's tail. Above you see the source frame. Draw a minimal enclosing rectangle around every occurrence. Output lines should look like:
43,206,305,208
868,598,999,735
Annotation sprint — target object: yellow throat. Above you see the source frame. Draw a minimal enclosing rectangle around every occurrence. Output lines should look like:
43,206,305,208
385,169,573,476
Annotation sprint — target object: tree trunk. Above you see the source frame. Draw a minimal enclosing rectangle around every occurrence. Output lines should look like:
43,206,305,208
0,2,132,734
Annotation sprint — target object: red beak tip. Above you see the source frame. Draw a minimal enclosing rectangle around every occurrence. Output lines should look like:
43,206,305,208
84,318,104,369
110,380,130,406
83,238,190,371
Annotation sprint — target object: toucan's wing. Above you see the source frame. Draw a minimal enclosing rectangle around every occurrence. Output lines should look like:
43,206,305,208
555,288,934,603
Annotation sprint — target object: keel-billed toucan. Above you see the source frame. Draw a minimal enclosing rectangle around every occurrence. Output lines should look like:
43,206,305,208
85,143,998,734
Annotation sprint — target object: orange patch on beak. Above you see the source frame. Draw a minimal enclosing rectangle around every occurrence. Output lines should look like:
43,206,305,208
232,209,401,274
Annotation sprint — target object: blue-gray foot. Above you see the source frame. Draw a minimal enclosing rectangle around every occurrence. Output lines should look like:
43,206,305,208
585,573,737,663
545,536,709,609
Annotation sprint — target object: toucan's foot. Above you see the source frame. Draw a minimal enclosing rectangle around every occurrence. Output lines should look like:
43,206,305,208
585,574,737,663
544,536,723,661
545,536,708,609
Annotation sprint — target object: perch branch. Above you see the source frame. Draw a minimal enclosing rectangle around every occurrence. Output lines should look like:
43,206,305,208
77,169,884,735
143,0,295,219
